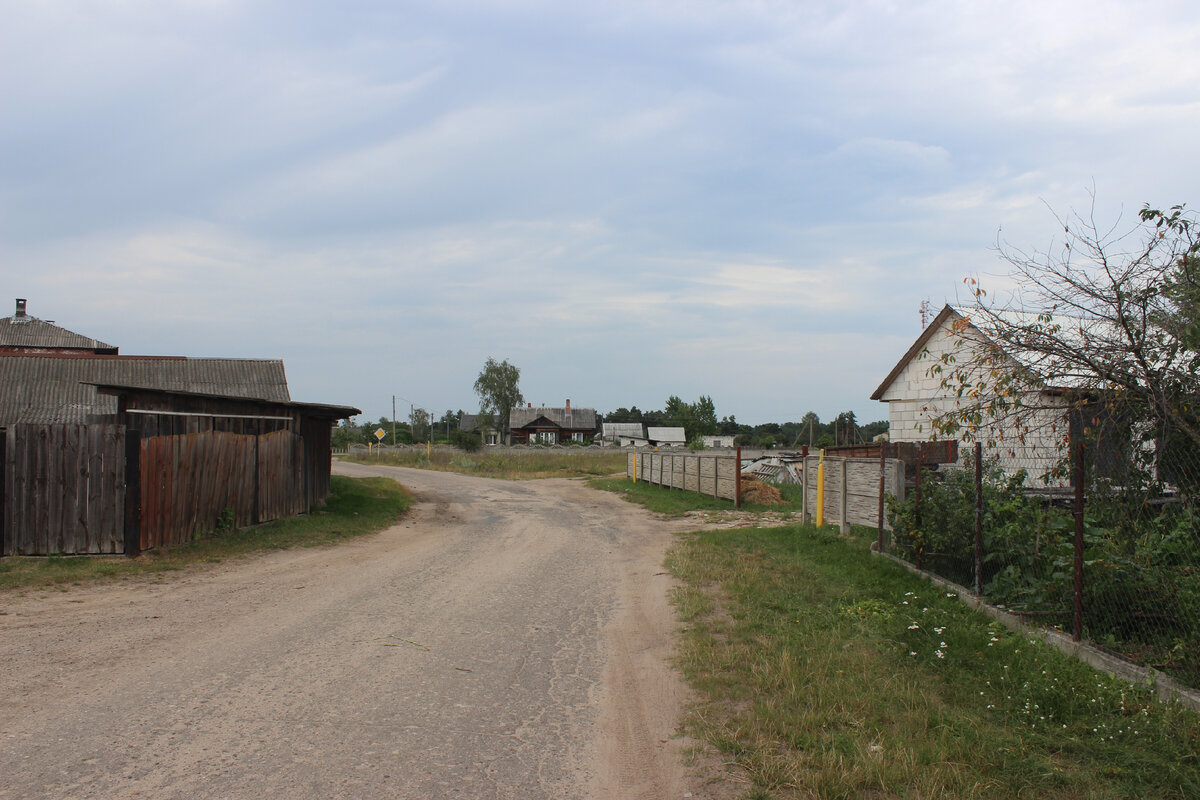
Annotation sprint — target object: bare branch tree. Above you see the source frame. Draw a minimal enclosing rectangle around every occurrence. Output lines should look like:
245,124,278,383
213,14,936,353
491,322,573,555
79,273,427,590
925,196,1200,490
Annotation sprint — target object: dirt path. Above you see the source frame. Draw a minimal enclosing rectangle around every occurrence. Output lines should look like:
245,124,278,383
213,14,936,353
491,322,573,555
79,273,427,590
0,463,735,799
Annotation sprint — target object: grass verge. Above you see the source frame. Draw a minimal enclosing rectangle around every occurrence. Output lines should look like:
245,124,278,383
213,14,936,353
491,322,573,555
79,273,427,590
0,476,412,591
345,448,628,479
668,524,1200,799
587,476,804,516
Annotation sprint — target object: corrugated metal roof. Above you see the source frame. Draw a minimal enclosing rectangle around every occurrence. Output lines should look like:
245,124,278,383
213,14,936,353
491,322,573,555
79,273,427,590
0,355,290,424
0,316,117,353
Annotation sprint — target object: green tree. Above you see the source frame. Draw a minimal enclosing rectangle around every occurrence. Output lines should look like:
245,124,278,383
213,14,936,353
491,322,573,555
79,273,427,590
692,395,718,436
474,358,523,446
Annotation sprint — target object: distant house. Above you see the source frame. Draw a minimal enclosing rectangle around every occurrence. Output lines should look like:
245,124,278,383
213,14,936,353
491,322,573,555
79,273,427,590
458,414,500,445
460,400,598,445
702,434,737,448
599,422,647,447
0,298,117,355
509,400,597,444
871,304,1071,484
646,426,686,447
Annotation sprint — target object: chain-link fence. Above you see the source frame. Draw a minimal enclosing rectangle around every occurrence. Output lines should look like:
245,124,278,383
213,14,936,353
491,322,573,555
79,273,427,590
883,428,1200,690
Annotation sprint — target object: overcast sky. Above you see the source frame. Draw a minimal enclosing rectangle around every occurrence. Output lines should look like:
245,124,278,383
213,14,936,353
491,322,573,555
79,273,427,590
4,1,1199,426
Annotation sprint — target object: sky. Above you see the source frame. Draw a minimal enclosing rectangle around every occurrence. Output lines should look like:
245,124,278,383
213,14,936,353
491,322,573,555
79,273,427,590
4,1,1199,427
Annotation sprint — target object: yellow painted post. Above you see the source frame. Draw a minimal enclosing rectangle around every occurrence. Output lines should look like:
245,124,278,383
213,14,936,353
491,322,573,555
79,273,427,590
632,452,638,482
816,449,826,527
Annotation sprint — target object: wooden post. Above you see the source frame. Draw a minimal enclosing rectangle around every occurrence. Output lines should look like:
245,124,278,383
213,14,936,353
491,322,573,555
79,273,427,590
123,429,141,557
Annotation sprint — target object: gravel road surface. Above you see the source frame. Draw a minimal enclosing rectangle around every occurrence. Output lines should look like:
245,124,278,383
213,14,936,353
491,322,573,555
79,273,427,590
0,463,727,799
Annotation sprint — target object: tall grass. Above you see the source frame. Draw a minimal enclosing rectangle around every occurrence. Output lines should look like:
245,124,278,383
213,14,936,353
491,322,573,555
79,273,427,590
668,524,1200,799
0,476,412,591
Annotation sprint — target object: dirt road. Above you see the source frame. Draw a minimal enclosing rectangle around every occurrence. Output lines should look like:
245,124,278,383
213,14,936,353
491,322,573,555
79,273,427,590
0,463,728,799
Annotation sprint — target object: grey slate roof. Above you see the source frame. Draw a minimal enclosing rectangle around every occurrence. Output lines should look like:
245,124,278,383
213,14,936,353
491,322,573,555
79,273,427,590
646,426,686,442
602,422,646,439
0,355,290,424
509,406,598,431
0,315,117,353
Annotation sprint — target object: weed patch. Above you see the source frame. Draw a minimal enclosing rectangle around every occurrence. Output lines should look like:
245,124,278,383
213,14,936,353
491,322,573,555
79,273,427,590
669,524,1200,798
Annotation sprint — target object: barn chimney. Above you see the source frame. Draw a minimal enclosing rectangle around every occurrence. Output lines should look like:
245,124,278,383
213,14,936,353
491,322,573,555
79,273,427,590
15,298,26,318
565,398,571,414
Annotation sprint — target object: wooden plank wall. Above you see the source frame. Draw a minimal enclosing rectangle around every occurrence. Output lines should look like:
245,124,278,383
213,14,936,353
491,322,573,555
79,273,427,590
626,450,738,502
140,431,257,549
256,429,306,522
139,429,305,550
2,424,125,555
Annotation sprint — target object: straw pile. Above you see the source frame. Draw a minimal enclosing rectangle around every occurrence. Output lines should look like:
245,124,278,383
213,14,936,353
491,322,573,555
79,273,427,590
739,475,785,506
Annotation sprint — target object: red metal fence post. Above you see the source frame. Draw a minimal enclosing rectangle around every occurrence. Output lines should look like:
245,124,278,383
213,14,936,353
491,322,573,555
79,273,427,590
877,444,886,552
974,441,983,597
1072,416,1085,642
914,462,923,570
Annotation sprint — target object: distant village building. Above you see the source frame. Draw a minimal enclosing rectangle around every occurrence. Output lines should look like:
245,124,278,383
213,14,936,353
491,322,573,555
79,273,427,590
599,422,647,447
0,298,117,355
871,304,1071,484
461,400,598,445
646,426,686,447
702,434,737,448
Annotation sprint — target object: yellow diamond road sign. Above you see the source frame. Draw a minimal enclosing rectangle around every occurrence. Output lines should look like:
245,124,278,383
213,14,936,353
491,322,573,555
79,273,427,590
375,428,386,441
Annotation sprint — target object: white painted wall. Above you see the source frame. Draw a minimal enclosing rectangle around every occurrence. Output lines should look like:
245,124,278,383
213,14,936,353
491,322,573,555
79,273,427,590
879,314,1069,486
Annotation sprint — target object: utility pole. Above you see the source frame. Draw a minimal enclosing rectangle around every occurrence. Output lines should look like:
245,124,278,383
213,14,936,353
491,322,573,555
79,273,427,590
392,395,397,446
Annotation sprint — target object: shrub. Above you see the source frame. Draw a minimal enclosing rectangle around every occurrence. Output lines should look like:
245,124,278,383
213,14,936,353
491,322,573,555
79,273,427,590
451,429,482,452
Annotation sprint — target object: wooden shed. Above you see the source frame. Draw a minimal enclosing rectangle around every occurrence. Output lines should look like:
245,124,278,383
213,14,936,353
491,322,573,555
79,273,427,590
0,355,358,556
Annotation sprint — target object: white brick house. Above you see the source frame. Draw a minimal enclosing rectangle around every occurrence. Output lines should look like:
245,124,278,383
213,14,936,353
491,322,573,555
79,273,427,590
871,305,1071,485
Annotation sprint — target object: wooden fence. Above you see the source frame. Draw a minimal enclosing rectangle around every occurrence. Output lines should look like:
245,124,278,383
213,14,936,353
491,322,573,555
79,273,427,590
139,429,305,550
1,424,128,555
2,424,313,556
625,448,906,532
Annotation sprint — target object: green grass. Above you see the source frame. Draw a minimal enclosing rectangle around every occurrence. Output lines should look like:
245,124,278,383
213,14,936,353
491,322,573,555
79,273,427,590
588,475,805,516
0,476,412,591
346,448,628,479
668,524,1200,799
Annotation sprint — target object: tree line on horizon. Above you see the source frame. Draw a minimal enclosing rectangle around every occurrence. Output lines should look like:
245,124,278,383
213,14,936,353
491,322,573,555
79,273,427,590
332,397,886,450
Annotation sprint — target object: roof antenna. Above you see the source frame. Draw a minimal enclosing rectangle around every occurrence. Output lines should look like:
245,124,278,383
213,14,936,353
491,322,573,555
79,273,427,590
920,298,932,329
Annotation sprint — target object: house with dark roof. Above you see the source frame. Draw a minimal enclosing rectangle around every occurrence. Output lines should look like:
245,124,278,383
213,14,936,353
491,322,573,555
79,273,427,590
460,400,598,445
508,401,597,444
0,298,117,355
